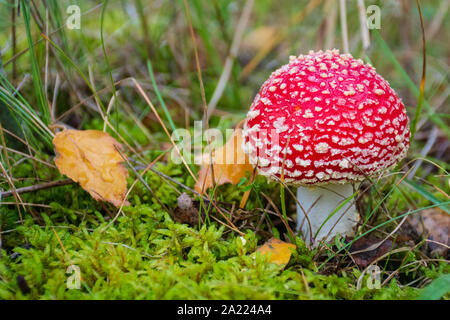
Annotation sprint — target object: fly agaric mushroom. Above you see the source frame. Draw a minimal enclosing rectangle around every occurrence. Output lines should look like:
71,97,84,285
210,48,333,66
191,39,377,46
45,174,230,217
243,49,410,245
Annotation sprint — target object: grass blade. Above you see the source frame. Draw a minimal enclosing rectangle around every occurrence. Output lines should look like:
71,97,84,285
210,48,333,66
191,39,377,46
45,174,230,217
403,179,450,214
147,60,177,133
21,0,50,125
417,274,450,300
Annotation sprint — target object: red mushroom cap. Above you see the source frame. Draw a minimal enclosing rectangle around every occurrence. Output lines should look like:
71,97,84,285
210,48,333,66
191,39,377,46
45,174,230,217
243,49,410,185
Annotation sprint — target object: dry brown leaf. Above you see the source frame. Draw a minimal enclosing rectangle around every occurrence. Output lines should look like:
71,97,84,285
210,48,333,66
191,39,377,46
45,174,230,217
349,236,393,268
53,129,129,207
403,208,449,256
195,124,253,194
256,238,296,266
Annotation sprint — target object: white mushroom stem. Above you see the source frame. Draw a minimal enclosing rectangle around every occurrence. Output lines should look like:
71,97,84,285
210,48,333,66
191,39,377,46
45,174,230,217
296,183,360,246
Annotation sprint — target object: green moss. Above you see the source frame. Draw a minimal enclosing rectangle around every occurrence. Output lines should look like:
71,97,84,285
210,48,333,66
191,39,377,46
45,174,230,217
0,184,426,300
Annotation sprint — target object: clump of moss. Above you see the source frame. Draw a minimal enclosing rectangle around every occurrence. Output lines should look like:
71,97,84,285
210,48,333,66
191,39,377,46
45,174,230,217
0,180,429,300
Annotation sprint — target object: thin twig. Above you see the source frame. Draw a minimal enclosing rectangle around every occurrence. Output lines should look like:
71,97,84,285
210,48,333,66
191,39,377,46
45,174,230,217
357,0,370,51
182,0,208,125
115,146,173,216
324,0,337,49
0,179,74,198
339,0,349,53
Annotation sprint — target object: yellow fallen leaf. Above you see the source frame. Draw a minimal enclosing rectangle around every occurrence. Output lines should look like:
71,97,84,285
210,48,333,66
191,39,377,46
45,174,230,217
256,238,296,265
195,123,254,194
53,129,129,207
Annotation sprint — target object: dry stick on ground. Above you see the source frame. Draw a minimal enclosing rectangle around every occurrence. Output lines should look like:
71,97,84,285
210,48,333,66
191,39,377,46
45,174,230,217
206,0,254,122
0,179,74,198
